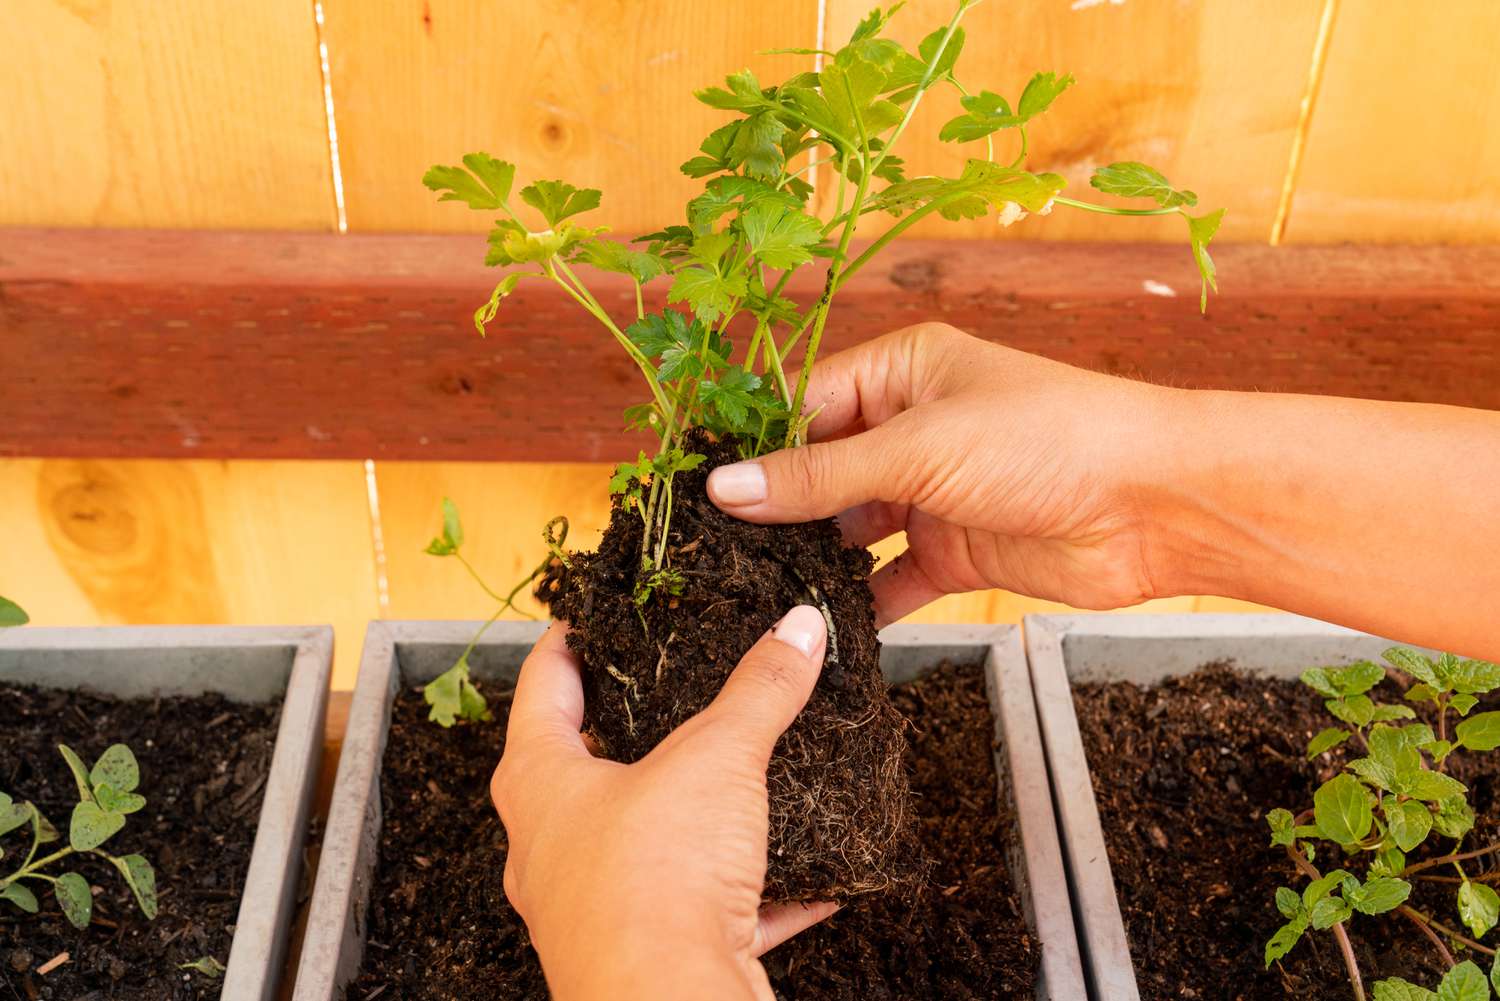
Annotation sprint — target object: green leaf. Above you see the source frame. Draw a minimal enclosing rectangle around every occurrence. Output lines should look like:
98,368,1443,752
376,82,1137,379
422,153,517,211
1448,659,1500,695
740,202,823,270
1303,868,1350,908
939,72,1074,143
1407,683,1441,704
111,853,158,919
915,24,965,83
57,745,95,803
1401,769,1467,803
1346,875,1412,915
1314,774,1373,846
1309,894,1353,929
1306,727,1351,758
1090,161,1197,209
875,159,1065,222
425,497,464,557
1458,881,1500,939
820,50,902,141
700,369,762,431
1452,694,1481,717
0,881,38,913
1386,647,1441,688
94,784,146,816
470,272,539,336
1385,798,1434,852
1349,755,1399,792
1328,694,1376,727
1438,960,1490,1001
1491,953,1500,996
1372,980,1438,1001
1371,846,1407,878
668,266,747,324
180,956,226,979
1274,886,1303,919
1435,795,1476,839
1266,807,1297,847
519,179,602,227
485,218,603,267
0,596,28,627
695,69,769,113
1371,703,1418,722
572,240,668,284
1426,739,1457,764
90,744,140,794
54,871,92,929
1264,914,1308,967
1457,711,1500,751
70,801,125,851
728,111,787,180
1186,208,1225,312
0,794,30,838
687,176,798,231
423,657,490,728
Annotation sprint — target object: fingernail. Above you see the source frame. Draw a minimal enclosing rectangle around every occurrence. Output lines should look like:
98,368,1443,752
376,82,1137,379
774,605,826,659
707,462,767,506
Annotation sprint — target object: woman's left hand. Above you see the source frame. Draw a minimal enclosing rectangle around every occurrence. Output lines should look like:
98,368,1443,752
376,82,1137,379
490,607,839,1001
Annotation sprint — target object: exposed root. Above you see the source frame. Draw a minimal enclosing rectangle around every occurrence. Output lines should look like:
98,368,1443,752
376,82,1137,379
604,662,638,736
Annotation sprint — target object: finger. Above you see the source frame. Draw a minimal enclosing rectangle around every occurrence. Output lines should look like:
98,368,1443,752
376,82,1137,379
708,417,915,525
702,605,827,762
797,327,927,442
834,500,907,549
868,550,950,628
752,901,841,956
504,621,589,757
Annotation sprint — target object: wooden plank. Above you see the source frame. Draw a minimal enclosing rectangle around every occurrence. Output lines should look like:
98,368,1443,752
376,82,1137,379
1286,2,1500,243
0,459,377,687
0,1,335,230
3,229,1497,461
320,0,821,233
821,0,1324,242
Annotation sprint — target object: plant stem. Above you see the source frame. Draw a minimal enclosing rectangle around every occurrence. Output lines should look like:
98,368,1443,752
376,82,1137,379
549,260,671,417
1401,905,1456,967
1053,196,1180,217
1402,841,1500,878
6,845,75,884
1400,904,1498,957
1286,845,1365,1001
454,552,506,605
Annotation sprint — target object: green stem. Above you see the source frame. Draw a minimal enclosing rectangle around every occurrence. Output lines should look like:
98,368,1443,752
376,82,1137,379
866,1,970,180
549,260,671,417
1054,196,1180,217
454,552,505,605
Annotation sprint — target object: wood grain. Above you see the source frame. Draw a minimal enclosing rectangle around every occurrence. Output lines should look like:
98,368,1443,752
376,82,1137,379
0,459,378,686
820,0,1324,242
1286,1,1500,243
0,1,336,229
319,0,821,233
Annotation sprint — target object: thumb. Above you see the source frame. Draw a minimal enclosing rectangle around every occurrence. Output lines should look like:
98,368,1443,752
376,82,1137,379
707,424,902,524
702,605,828,762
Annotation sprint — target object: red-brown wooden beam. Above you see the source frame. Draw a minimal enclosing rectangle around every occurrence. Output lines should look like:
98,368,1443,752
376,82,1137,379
2,228,1497,461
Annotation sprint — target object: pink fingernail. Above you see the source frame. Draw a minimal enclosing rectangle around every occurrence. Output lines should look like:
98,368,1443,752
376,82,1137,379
708,462,767,506
774,605,826,658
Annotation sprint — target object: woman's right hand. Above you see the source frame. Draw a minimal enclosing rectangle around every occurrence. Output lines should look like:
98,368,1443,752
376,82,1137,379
706,323,1185,625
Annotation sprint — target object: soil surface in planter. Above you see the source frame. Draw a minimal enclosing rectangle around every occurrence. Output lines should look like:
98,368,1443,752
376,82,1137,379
352,661,1037,999
1075,665,1500,1000
539,431,921,903
0,683,279,1000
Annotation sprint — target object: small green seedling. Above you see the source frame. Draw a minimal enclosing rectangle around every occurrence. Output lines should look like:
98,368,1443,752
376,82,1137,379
180,956,227,979
1264,648,1500,1000
422,0,1223,630
421,499,571,727
0,596,27,627
1,743,158,930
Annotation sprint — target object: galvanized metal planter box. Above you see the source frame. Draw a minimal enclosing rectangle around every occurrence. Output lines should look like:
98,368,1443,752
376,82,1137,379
294,620,1086,1000
0,624,332,1001
1025,612,1421,1001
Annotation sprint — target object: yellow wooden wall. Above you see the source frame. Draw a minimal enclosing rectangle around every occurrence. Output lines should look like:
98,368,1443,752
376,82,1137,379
5,0,1495,686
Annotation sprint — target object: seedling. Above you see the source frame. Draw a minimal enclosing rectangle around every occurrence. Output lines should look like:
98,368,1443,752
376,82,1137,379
1264,648,1500,999
0,596,27,627
1,743,158,929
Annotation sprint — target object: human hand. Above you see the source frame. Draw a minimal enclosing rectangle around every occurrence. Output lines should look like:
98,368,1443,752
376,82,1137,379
490,609,839,1001
708,323,1178,623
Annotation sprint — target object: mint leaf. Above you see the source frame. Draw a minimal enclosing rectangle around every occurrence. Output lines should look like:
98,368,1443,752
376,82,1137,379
1306,727,1351,758
423,153,516,210
1447,658,1500,695
1435,795,1476,839
1372,980,1438,1001
1458,882,1500,940
1438,962,1488,1001
1401,769,1466,803
1274,886,1303,919
1456,711,1500,751
1263,914,1308,967
1090,161,1197,208
1385,797,1434,852
1346,875,1412,915
1313,774,1372,846
1266,807,1296,847
1386,647,1441,688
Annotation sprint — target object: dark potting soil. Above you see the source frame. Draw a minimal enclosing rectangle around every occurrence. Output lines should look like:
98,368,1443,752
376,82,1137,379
1074,665,1500,1000
352,662,1038,1000
0,683,279,1000
538,431,923,903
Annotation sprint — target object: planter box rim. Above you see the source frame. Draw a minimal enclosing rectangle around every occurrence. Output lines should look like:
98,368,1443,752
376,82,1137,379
294,619,1085,1000
0,623,332,1001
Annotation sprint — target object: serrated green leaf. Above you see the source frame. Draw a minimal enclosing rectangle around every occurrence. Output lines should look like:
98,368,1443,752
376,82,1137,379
422,153,516,211
0,881,38,913
520,179,602,227
1328,694,1376,727
728,111,787,180
1274,886,1302,919
0,596,27,627
1266,807,1296,846
572,239,668,284
695,69,769,113
1264,914,1307,967
90,744,140,794
1306,727,1351,758
1302,666,1341,698
1401,769,1467,803
1407,683,1441,703
1186,208,1225,312
668,266,747,324
940,72,1074,143
1438,961,1488,1001
701,369,762,431
1452,693,1481,717
111,853,158,919
1349,755,1398,792
1448,659,1500,695
1314,774,1372,845
1303,868,1350,908
687,176,798,231
1371,704,1418,722
1309,894,1353,930
1385,798,1434,852
1386,647,1441,687
1090,161,1198,209
1370,845,1407,878
70,801,125,851
55,871,92,929
1435,795,1476,839
740,202,823,270
1458,882,1500,940
1348,875,1412,915
1457,711,1500,751
1372,979,1438,1001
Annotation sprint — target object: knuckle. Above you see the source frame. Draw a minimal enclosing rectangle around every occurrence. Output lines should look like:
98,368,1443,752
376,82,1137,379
786,441,839,506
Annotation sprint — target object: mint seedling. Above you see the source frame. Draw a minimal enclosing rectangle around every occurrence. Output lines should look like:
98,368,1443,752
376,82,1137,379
1264,649,1500,999
1,743,158,929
